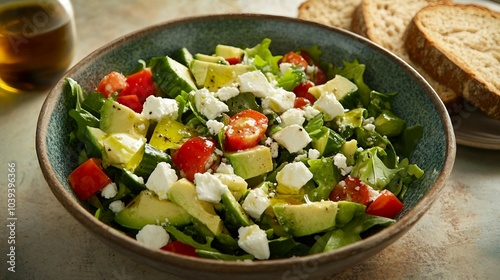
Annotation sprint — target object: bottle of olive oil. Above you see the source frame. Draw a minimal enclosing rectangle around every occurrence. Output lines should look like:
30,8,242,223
0,0,76,92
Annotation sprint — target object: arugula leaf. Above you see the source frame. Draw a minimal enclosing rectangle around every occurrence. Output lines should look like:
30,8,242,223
393,124,424,158
65,78,100,142
310,212,394,254
276,67,306,91
163,223,216,252
306,157,341,201
225,92,260,116
350,147,399,190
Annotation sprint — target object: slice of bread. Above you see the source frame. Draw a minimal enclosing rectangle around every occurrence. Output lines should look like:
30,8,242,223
404,3,500,119
350,0,459,107
297,0,362,31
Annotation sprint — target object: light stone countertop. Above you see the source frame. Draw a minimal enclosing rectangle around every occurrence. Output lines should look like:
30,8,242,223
1,0,499,279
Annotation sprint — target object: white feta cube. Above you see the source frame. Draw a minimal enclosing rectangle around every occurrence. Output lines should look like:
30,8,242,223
136,224,170,249
109,200,125,214
313,93,344,121
142,95,179,121
237,225,270,260
272,124,312,153
215,162,234,174
303,105,321,120
280,108,305,127
101,182,118,199
215,86,240,101
308,148,321,159
261,88,295,114
276,161,313,192
333,153,353,176
146,162,178,200
242,187,270,219
194,172,229,203
192,88,229,120
238,70,274,98
206,119,225,135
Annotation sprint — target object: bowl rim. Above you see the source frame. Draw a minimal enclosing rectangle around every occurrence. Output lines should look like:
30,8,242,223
36,13,456,274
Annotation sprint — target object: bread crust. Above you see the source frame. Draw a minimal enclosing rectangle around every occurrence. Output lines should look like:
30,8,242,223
404,4,500,119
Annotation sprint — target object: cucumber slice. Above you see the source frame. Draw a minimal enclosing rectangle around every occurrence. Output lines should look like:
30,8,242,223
134,143,171,180
150,56,197,98
83,126,107,158
171,47,193,68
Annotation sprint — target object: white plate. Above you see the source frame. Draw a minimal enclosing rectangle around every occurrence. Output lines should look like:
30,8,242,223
443,0,500,149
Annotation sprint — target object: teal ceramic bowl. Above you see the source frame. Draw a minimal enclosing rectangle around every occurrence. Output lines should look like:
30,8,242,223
36,14,455,280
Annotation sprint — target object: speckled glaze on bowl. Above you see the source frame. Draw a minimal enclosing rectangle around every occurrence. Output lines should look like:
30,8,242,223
36,14,455,280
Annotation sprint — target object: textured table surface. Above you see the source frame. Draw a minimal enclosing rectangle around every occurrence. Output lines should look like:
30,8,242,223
1,0,499,279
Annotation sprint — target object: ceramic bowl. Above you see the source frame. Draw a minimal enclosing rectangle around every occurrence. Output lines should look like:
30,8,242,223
36,14,455,280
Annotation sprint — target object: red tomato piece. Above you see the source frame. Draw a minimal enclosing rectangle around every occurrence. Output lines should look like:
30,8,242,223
294,97,311,109
225,57,242,65
280,51,308,69
298,51,327,85
117,94,143,113
329,176,371,206
68,158,112,200
96,71,127,98
225,109,269,151
365,189,404,219
161,241,198,257
118,68,156,103
172,137,217,181
293,80,316,104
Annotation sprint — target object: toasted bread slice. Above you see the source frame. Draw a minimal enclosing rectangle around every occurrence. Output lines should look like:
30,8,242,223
297,0,361,31
350,0,459,106
404,3,500,119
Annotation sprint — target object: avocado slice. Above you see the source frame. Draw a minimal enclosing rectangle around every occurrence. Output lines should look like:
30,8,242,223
190,59,255,92
167,179,223,236
308,75,358,100
101,133,146,171
213,173,248,201
194,53,228,64
221,191,253,230
224,145,273,180
273,201,338,237
311,126,345,157
114,190,191,229
100,99,150,138
215,44,244,60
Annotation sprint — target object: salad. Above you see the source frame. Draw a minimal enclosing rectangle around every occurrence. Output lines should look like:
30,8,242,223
65,38,424,260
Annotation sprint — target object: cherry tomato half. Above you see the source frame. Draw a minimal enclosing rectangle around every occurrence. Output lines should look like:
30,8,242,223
118,68,156,103
293,80,316,104
329,176,371,206
298,50,327,85
96,71,127,98
225,109,269,151
365,189,404,219
161,241,198,257
280,51,309,69
172,136,217,181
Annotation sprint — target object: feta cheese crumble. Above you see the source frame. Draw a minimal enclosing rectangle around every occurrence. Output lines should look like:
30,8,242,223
141,95,179,121
242,187,270,219
194,172,229,203
146,162,178,200
333,153,353,176
109,200,125,214
276,161,313,192
272,124,312,153
237,225,270,260
101,182,118,199
136,224,170,249
313,93,344,121
206,119,225,135
192,88,229,119
238,70,274,98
